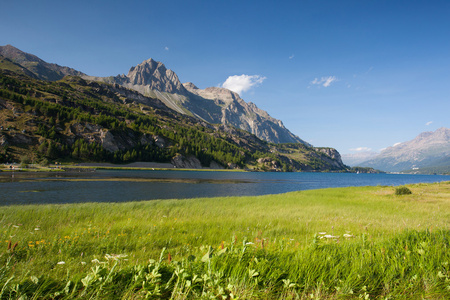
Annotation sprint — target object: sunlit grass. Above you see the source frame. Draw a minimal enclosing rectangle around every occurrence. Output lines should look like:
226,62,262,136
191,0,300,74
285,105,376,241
0,182,449,298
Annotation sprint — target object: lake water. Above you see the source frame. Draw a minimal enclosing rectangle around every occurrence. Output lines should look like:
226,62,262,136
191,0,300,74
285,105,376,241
0,170,448,205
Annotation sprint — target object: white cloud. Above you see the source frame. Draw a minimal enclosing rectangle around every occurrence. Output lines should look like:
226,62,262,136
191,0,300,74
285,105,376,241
289,54,295,59
350,147,372,152
222,74,266,95
164,46,169,51
426,121,433,126
393,142,401,147
310,76,337,87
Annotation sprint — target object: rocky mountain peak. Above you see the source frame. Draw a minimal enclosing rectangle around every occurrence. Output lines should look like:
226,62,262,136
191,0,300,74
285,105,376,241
182,82,198,90
125,58,186,94
80,53,310,145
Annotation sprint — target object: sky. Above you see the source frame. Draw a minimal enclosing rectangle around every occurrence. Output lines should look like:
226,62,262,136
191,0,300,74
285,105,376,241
1,0,449,154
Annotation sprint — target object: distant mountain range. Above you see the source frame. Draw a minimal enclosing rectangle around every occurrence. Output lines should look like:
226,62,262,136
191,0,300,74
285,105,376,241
354,127,450,173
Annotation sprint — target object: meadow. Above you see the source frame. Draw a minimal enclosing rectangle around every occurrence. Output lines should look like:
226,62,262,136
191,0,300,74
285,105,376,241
1,182,449,299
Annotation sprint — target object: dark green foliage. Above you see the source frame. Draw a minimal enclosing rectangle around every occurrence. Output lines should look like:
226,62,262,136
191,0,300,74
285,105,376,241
0,71,257,167
0,70,347,170
395,186,412,195
350,166,384,173
0,146,12,163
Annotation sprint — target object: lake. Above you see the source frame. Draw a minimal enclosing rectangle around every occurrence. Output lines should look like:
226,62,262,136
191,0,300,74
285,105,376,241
0,170,448,205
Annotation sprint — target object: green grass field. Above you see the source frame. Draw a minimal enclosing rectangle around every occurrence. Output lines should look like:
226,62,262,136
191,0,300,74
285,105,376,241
1,182,449,299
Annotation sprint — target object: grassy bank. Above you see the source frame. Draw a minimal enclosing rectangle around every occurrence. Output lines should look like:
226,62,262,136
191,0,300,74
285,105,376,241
1,182,449,299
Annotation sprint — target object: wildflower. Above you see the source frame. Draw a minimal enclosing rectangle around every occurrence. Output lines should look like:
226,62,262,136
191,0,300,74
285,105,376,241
324,235,339,239
34,228,40,231
57,261,65,265
105,254,128,261
343,234,354,238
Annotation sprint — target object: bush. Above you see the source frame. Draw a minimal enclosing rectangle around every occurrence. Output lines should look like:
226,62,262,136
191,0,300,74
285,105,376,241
395,186,412,195
20,155,31,168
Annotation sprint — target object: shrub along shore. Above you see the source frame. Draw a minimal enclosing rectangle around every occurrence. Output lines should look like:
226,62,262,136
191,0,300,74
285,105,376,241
1,182,449,299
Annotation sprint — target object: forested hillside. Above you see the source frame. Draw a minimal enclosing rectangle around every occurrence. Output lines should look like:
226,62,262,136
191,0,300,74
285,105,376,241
0,69,347,171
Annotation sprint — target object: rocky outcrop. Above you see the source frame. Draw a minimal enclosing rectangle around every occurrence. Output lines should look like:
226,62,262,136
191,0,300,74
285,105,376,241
68,123,157,153
316,147,347,170
0,134,7,146
209,160,224,169
317,148,344,164
171,154,202,169
257,157,282,171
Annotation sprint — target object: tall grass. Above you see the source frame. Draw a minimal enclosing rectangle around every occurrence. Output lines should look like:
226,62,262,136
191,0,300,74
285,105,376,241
1,230,449,299
0,182,449,298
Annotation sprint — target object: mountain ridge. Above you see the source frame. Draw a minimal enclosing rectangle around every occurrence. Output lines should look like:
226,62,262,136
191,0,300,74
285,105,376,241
0,49,347,172
0,45,85,81
86,58,308,144
359,127,450,173
0,46,307,145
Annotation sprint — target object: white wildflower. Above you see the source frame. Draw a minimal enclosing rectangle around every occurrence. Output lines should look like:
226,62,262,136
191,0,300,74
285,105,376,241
324,235,339,239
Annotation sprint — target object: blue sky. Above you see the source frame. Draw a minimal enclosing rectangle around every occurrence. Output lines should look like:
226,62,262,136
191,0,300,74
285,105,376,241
1,0,449,154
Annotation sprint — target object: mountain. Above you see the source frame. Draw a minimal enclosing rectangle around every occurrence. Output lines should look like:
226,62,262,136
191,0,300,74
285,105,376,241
0,55,38,78
86,58,308,144
0,68,347,172
183,83,308,145
0,45,348,171
359,127,450,172
0,45,85,81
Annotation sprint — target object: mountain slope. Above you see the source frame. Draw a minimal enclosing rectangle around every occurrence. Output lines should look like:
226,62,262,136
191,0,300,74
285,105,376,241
87,58,307,144
360,127,450,172
0,68,347,171
183,83,309,145
0,45,85,81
